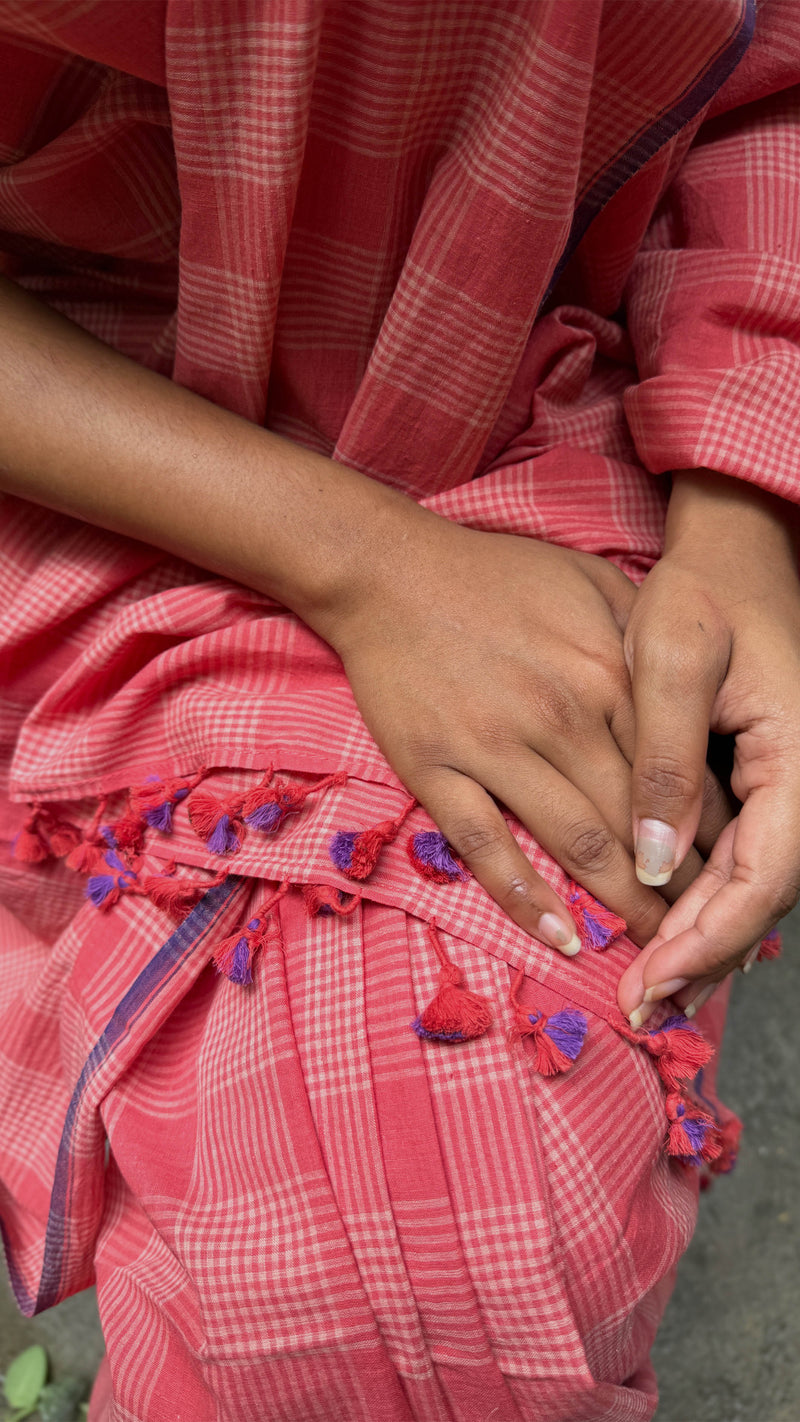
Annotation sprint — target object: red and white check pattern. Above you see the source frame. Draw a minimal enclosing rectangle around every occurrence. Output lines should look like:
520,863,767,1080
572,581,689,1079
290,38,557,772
0,1,793,1417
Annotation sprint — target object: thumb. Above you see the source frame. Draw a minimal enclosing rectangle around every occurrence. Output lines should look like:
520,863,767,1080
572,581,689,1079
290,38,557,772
626,595,730,886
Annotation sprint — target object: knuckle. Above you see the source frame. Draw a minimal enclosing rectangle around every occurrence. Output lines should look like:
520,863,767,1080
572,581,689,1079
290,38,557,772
447,816,505,863
474,715,517,756
703,859,731,892
637,630,705,680
603,656,632,703
562,819,617,874
401,732,451,771
529,681,582,741
637,756,700,807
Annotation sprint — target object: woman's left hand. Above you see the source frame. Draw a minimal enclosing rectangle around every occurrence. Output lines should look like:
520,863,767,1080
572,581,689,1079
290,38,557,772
616,469,800,1028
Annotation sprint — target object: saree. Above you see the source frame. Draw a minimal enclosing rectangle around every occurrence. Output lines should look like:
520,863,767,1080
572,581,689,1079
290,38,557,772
1,2,799,1417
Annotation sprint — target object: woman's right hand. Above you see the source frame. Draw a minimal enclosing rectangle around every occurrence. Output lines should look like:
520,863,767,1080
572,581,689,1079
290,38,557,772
313,504,729,953
0,277,726,948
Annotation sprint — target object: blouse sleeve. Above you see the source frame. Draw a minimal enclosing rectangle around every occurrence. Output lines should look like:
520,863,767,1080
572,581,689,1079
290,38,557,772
623,4,800,504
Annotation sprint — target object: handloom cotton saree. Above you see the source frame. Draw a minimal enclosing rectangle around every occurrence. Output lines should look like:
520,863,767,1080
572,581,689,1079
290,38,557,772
1,2,799,1418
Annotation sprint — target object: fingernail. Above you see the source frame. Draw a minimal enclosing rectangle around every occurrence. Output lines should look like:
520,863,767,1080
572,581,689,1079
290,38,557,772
635,818,678,886
643,976,690,1003
629,1002,655,1031
742,941,760,975
538,913,581,957
684,984,715,1019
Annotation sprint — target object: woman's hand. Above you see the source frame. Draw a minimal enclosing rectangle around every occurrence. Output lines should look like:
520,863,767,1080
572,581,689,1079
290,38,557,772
617,470,800,1025
0,280,730,955
318,507,727,954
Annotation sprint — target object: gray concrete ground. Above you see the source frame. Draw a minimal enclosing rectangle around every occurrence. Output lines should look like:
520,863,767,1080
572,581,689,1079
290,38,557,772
2,910,799,1420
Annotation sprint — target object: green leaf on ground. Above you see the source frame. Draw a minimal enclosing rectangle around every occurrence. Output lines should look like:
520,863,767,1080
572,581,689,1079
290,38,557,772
3,1346,48,1410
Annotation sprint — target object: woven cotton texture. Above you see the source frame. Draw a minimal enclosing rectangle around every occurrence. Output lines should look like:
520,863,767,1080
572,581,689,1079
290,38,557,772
0,1,794,1417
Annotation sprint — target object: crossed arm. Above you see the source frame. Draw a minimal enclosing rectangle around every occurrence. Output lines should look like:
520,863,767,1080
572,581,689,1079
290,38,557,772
1,273,799,1023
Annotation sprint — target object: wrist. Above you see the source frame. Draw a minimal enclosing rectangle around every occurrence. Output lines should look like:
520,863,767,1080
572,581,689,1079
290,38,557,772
665,468,800,568
278,461,439,645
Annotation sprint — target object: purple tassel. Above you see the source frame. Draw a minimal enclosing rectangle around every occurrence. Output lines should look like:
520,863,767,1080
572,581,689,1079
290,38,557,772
412,1020,471,1043
408,830,468,883
567,883,627,951
244,800,284,833
86,848,137,907
228,935,253,985
138,776,192,832
673,1100,712,1165
329,830,359,873
100,825,118,849
144,800,175,832
214,917,263,985
207,815,240,855
86,873,118,907
539,1009,587,1061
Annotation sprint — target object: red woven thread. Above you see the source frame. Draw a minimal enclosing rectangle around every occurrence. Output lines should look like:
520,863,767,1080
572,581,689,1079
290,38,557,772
706,1113,742,1176
411,922,493,1042
236,764,274,819
302,884,361,917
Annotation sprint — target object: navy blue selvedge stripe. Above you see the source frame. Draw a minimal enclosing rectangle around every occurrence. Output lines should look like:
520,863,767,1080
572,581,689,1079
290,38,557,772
542,0,755,307
33,875,243,1313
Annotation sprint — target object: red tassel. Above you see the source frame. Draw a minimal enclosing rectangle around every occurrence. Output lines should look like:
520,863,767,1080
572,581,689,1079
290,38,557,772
108,809,147,854
329,797,416,880
637,1014,714,1091
143,862,228,922
12,807,51,863
567,882,627,950
525,1026,574,1077
757,929,782,962
411,923,493,1042
211,882,289,984
64,796,110,874
665,1091,723,1167
187,790,245,854
241,770,346,836
129,766,208,832
302,884,361,917
36,809,83,858
65,840,106,875
507,968,588,1075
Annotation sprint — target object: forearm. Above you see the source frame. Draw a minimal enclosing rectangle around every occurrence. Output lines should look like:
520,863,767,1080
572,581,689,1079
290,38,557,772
0,276,428,633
